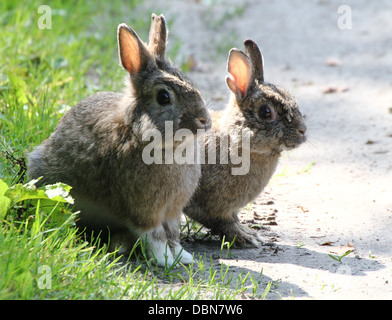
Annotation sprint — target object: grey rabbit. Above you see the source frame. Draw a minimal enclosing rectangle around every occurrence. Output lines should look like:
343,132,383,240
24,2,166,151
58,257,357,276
183,39,307,247
27,14,211,266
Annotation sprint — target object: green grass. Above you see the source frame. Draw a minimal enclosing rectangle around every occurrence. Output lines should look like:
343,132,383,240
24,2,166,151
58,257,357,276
0,178,269,299
1,0,128,182
0,0,274,300
328,250,353,264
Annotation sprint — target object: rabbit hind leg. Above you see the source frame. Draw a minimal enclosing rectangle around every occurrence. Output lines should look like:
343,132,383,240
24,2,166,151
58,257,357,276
163,217,193,264
133,225,175,267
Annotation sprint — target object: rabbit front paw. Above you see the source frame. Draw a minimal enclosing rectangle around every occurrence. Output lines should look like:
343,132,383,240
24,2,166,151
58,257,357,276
219,222,263,248
171,243,193,264
150,242,193,266
147,239,175,267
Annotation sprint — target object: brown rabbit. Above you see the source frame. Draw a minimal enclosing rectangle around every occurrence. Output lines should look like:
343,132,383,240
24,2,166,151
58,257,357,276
27,14,211,266
183,39,307,247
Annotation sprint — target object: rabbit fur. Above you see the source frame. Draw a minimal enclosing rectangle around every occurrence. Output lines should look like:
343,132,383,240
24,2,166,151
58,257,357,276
183,39,307,247
27,14,211,267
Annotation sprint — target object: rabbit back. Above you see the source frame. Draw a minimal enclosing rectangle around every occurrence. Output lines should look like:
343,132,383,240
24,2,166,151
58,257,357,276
28,91,201,232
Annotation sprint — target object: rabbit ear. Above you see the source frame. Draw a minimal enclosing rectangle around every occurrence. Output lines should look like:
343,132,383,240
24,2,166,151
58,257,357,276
118,23,152,75
226,49,254,100
148,13,167,58
244,39,264,82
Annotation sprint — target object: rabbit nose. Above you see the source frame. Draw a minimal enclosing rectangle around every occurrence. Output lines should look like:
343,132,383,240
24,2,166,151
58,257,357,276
196,117,211,130
198,118,206,125
298,128,306,135
297,124,307,136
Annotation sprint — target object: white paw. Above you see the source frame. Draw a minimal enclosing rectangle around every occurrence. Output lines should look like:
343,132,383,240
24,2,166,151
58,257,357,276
149,242,174,267
179,249,193,264
155,252,174,267
137,226,176,267
172,244,194,264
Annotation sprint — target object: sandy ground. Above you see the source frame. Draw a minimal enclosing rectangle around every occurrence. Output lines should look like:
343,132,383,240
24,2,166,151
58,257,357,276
132,0,392,299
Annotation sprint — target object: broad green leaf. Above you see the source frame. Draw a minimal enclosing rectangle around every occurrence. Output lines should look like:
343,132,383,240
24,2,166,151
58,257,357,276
6,184,50,206
44,183,74,204
0,180,11,219
5,181,73,206
0,179,9,196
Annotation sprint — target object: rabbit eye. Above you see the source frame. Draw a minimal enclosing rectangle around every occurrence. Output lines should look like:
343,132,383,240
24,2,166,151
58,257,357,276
258,104,273,120
156,89,171,106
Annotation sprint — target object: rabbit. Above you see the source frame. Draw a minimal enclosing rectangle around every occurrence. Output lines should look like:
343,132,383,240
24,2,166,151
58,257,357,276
27,14,211,267
183,39,307,247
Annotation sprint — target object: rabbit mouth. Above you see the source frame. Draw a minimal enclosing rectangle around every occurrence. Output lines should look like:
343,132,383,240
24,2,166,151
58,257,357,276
194,117,212,130
178,115,211,133
282,134,307,150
